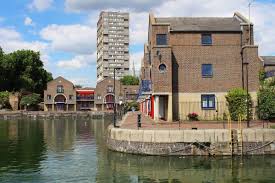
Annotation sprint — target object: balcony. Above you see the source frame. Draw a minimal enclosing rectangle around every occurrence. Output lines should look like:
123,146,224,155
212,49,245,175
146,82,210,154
56,88,64,93
76,96,94,101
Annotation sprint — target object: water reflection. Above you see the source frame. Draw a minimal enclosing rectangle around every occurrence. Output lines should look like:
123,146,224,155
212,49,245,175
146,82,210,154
0,120,46,173
0,117,274,183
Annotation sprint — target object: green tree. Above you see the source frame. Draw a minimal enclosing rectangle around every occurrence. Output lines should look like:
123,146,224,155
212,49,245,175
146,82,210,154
257,76,275,120
225,88,252,121
120,75,139,85
0,91,10,109
0,49,53,95
20,93,41,110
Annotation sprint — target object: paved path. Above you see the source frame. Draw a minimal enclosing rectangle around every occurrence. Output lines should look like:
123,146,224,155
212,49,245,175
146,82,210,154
119,112,271,130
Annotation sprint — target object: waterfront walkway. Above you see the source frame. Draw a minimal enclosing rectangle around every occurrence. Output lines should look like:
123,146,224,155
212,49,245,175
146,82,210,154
119,112,271,130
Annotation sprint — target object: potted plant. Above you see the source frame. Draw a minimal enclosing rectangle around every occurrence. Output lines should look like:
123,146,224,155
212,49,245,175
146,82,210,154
188,112,199,121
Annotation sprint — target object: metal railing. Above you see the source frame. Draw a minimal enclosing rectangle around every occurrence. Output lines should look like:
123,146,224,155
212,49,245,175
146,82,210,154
178,101,257,121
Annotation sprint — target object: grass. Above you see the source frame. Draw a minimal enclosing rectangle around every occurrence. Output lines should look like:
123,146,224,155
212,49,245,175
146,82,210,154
270,125,275,129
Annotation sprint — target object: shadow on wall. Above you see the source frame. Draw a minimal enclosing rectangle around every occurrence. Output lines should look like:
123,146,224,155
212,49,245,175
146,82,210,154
172,52,179,121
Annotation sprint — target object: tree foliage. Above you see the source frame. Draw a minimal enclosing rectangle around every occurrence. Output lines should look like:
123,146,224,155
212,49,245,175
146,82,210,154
20,93,41,107
120,75,139,85
0,91,10,109
257,76,275,120
225,88,252,121
0,48,53,95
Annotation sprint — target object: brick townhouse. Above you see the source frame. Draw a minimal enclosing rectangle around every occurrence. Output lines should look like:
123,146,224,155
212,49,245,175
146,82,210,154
94,76,139,111
139,12,270,122
44,76,94,111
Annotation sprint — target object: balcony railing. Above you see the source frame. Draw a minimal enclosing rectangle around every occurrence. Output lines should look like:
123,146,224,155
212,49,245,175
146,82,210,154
56,88,64,93
76,96,94,101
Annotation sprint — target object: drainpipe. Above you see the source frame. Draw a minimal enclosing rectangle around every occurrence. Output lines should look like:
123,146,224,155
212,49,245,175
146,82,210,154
241,32,244,89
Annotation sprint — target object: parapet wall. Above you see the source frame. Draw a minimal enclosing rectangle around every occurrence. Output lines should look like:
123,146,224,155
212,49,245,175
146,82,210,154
107,127,275,156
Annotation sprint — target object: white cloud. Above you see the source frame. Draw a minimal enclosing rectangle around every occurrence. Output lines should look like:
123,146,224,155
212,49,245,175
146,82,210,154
28,0,53,12
40,24,96,54
57,52,96,69
129,12,148,46
24,17,35,26
0,27,47,53
67,77,93,86
0,27,49,65
65,0,169,12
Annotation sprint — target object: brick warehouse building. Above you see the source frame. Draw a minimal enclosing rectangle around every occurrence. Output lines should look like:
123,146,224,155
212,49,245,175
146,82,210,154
139,12,268,122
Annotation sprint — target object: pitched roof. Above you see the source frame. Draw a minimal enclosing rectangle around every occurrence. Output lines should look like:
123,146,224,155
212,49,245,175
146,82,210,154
154,17,242,32
47,76,74,86
261,56,275,66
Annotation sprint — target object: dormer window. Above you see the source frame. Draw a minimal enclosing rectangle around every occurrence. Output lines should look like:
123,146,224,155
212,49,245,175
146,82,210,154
201,34,212,45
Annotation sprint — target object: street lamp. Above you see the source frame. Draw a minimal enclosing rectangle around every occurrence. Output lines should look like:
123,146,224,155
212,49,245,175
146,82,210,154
243,62,250,128
113,68,119,128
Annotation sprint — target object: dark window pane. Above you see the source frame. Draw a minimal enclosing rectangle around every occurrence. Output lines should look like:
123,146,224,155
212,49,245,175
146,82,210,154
202,34,212,45
202,64,213,77
201,95,215,109
156,34,167,45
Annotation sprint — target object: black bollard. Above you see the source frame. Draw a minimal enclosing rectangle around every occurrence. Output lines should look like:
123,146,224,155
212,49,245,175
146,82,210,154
137,114,141,129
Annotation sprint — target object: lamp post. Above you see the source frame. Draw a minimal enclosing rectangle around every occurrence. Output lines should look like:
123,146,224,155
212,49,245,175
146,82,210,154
113,68,119,128
244,62,250,128
123,87,127,114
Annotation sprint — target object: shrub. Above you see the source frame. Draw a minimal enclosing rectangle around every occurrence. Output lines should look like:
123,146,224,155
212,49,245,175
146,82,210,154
225,88,252,121
188,112,199,121
124,101,139,112
0,91,10,109
257,77,275,120
20,93,41,110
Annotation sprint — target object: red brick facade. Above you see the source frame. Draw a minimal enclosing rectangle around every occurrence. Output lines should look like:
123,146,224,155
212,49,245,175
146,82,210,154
139,12,263,121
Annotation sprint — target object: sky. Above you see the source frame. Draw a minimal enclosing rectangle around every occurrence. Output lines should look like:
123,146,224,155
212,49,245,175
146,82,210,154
0,0,275,87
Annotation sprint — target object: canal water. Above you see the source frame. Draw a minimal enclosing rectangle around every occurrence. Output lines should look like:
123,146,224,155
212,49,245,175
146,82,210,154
0,117,274,183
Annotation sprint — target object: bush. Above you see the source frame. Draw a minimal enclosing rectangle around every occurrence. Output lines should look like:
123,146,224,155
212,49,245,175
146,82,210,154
257,78,275,120
20,93,41,110
225,88,252,121
0,91,10,109
124,101,139,112
187,112,199,121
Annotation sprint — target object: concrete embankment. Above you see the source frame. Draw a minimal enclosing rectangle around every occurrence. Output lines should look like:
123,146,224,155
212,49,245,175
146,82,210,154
107,126,275,156
0,111,112,120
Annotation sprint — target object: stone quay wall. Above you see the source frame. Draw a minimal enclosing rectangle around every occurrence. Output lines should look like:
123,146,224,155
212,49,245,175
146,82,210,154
107,127,275,156
0,111,112,120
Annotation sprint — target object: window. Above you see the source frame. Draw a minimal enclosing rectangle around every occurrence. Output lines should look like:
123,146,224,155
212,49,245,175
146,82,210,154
107,85,114,93
97,95,102,100
56,85,64,93
156,34,167,45
202,64,213,77
47,95,51,100
201,95,215,109
69,95,73,100
159,64,167,73
201,34,212,45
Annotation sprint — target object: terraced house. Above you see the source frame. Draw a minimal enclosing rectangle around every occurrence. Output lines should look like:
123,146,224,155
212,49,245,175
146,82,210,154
139,12,267,122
